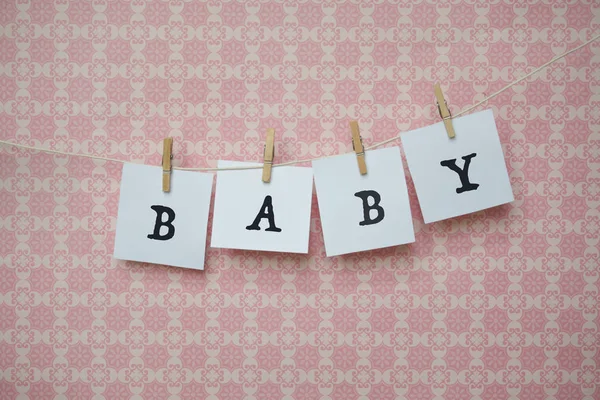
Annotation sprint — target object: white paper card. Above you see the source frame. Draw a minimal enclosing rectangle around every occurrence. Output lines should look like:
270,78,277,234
210,161,313,254
401,109,514,224
312,147,415,257
114,163,213,270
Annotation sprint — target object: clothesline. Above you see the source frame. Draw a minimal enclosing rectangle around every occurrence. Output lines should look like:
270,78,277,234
1,33,599,172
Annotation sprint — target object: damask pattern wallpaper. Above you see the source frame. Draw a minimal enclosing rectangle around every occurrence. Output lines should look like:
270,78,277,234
0,0,599,399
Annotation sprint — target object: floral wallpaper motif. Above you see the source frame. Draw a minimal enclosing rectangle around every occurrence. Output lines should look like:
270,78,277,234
0,0,599,399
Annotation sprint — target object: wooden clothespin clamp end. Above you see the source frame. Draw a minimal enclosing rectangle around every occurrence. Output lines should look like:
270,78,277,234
350,121,367,175
162,137,173,192
434,83,456,139
262,128,275,183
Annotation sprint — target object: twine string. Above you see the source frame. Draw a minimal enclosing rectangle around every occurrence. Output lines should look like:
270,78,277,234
1,33,599,172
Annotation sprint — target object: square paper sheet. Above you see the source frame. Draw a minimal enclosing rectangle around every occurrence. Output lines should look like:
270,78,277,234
211,161,313,254
312,147,415,257
401,109,514,224
113,163,213,270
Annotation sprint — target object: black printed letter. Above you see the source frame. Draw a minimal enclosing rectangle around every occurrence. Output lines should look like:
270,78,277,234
440,153,480,194
147,205,176,240
354,190,385,226
245,195,282,232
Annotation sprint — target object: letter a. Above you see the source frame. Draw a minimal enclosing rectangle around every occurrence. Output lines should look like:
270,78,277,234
147,205,176,240
440,153,480,194
246,195,282,232
354,190,385,226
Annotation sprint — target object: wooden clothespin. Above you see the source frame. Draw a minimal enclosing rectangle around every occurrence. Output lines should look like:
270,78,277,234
162,137,173,192
262,128,275,183
350,121,367,175
434,83,456,139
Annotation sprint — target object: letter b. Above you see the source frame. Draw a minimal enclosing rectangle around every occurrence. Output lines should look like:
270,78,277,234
354,190,385,226
147,205,176,240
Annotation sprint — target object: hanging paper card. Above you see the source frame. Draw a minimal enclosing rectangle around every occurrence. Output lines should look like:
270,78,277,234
113,163,213,270
401,109,514,224
211,161,313,254
312,147,415,257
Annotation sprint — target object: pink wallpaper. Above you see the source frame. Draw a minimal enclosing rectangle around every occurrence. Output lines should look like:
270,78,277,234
1,1,599,399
